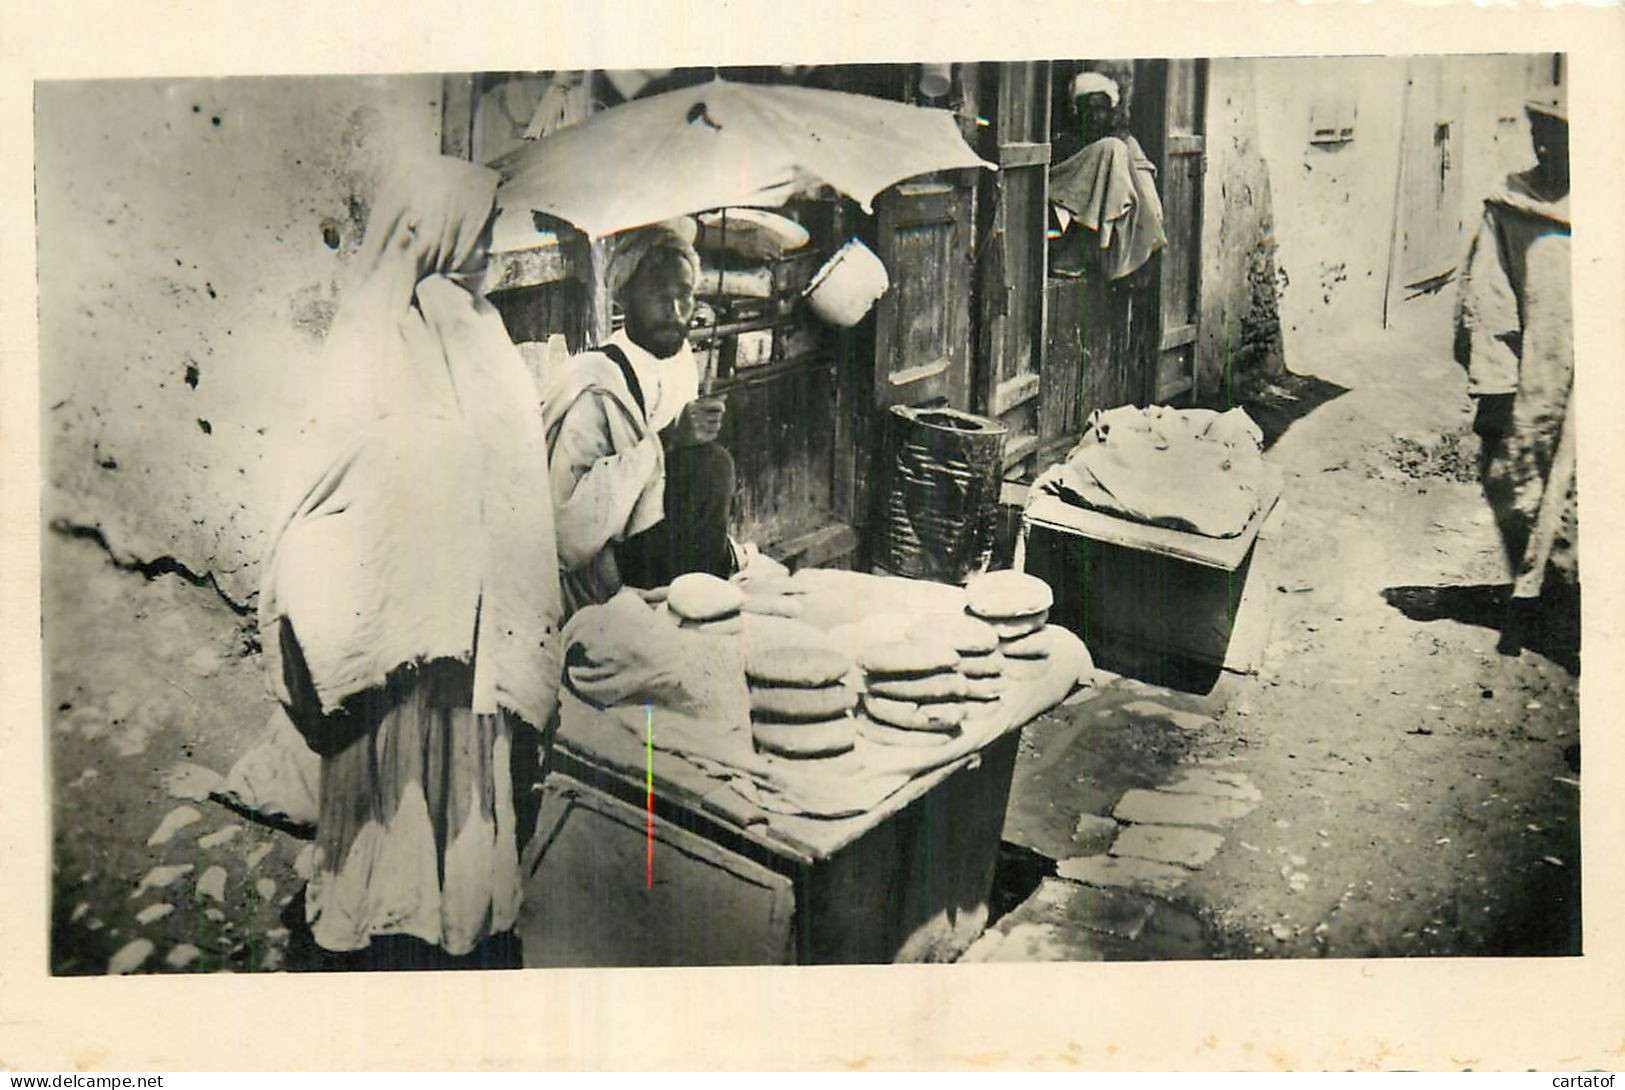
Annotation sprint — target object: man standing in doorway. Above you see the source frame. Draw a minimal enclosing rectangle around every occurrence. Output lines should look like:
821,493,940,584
1047,64,1167,282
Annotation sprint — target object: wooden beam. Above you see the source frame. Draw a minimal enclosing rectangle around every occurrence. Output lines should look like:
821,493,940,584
768,521,860,572
997,141,1052,168
991,372,1042,417
1002,432,1041,471
887,356,951,388
486,243,573,293
1159,323,1198,351
1381,60,1416,331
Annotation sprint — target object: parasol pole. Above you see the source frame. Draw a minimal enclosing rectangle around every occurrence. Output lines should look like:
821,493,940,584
701,208,727,395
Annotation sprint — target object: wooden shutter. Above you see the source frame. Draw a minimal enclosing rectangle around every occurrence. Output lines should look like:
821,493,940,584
978,61,1054,473
871,182,975,412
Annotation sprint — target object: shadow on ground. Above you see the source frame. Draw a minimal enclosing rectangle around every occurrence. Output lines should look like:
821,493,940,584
1382,581,1580,676
986,840,1056,928
1483,856,1584,957
1088,642,1225,695
1234,370,1353,451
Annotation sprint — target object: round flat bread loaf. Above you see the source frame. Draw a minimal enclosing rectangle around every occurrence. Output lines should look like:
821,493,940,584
741,594,804,619
679,614,743,636
866,672,969,703
745,644,852,688
961,697,1002,725
859,718,959,748
753,715,856,758
825,612,914,661
964,675,1007,702
958,650,1006,679
749,682,856,722
861,693,967,732
1001,629,1052,659
858,639,960,679
906,613,1000,656
1003,656,1049,681
966,570,1054,620
981,610,1048,638
668,573,747,622
742,614,833,656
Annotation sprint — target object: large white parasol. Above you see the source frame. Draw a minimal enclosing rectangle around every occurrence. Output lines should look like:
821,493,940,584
490,78,993,241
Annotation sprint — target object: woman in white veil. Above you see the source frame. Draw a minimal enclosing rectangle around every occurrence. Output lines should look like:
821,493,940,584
258,154,562,968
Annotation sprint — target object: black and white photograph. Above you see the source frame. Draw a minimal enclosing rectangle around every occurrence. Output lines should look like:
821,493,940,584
31,51,1586,981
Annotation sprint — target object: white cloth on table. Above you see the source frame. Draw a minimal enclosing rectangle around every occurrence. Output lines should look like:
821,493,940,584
556,577,1093,819
1042,405,1266,539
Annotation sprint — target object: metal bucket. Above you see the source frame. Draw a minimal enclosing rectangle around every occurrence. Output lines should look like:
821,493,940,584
803,239,889,327
918,63,954,99
874,405,1009,584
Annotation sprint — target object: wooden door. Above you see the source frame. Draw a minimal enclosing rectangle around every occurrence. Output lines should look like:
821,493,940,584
1390,56,1469,299
1137,58,1207,405
871,181,976,413
977,61,1053,474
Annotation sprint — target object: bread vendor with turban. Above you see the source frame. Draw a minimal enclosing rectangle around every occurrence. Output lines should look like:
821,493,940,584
540,219,737,617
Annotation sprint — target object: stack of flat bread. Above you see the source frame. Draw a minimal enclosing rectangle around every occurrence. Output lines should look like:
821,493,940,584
668,573,747,635
965,571,1054,681
909,613,1006,707
745,643,858,758
857,639,967,747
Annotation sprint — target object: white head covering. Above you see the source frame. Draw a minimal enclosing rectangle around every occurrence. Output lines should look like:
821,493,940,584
317,156,501,426
348,156,500,304
604,218,701,301
1072,72,1121,108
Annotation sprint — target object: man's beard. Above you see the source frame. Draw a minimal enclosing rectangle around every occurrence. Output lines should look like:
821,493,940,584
645,330,688,359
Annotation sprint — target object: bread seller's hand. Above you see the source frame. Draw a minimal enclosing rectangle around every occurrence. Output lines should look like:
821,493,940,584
667,396,726,448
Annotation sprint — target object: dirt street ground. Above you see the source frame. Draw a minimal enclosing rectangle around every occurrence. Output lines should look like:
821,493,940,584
46,535,304,975
982,294,1581,961
45,295,1580,972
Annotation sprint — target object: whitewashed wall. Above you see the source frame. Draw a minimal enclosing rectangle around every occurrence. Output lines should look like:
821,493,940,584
37,76,444,605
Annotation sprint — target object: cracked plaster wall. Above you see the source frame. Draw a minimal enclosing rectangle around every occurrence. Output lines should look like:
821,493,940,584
37,76,444,606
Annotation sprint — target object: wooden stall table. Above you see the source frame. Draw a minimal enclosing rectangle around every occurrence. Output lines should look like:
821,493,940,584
1021,466,1284,670
513,583,1089,968
516,707,1025,966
